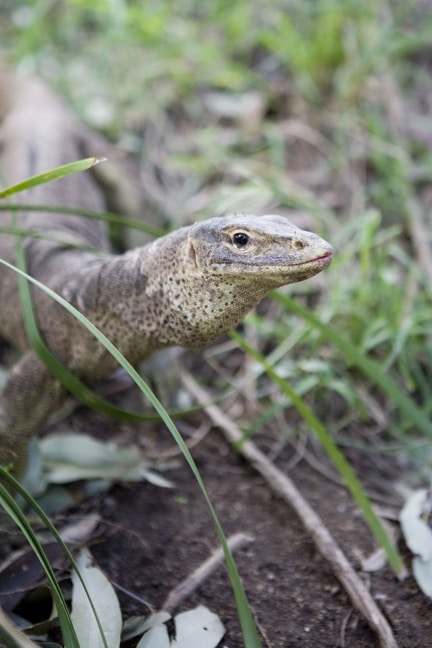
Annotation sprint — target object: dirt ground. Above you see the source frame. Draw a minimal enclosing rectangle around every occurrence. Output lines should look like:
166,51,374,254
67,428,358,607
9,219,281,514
47,381,431,648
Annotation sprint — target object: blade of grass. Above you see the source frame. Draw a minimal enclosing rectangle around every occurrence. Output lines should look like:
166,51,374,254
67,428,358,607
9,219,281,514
230,330,405,577
274,292,432,438
0,470,109,648
0,158,104,199
0,203,165,237
0,257,262,648
0,479,81,648
0,224,99,250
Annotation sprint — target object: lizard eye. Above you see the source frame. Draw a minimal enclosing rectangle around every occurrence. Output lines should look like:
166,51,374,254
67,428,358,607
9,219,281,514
232,232,250,248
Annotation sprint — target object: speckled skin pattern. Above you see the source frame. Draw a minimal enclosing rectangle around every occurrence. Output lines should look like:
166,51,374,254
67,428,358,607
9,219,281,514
0,72,333,474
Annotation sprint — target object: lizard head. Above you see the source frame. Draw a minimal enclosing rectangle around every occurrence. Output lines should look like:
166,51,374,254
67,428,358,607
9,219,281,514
186,214,333,288
136,213,333,349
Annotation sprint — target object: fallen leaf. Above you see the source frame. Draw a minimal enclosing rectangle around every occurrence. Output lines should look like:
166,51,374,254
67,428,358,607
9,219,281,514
400,489,432,561
400,488,432,597
39,433,173,486
136,606,225,648
71,547,122,648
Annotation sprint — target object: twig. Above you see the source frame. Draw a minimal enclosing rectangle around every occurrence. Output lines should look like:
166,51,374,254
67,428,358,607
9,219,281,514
161,532,253,614
183,372,399,648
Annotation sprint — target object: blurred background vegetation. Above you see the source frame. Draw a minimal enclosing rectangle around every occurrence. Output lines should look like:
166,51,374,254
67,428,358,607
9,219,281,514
1,0,432,483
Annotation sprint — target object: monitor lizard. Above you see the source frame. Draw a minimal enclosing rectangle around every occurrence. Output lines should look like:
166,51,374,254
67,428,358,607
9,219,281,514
0,71,333,477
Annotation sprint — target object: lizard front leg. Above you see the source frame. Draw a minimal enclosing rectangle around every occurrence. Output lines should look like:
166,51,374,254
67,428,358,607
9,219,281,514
0,351,64,479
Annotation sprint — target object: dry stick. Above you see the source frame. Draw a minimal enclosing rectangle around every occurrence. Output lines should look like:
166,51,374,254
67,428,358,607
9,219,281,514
161,532,254,614
183,372,399,648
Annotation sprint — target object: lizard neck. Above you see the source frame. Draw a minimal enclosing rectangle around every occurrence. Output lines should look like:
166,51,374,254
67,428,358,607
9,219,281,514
134,232,272,350
71,232,269,361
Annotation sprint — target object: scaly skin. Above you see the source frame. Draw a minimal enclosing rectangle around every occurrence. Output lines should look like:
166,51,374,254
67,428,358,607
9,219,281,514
0,72,333,477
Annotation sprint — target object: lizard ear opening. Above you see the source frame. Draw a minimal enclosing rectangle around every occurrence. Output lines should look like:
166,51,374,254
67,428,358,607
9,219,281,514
186,238,198,267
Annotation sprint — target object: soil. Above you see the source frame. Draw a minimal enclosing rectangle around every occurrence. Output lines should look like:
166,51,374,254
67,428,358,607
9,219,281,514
52,381,432,648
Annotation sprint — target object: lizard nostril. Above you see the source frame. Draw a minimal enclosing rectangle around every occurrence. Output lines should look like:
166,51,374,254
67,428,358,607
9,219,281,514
293,239,306,249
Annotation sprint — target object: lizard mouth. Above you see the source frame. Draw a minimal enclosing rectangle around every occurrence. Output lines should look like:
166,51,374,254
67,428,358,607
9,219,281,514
208,251,333,272
293,250,333,266
301,251,333,265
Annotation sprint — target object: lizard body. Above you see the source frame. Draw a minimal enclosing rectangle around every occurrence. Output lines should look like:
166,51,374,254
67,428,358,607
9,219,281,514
0,72,333,475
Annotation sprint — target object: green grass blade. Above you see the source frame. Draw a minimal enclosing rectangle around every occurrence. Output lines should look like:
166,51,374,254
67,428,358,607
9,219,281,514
0,225,97,250
0,478,80,647
0,258,262,648
0,158,104,199
274,292,432,438
0,203,165,237
0,469,110,648
230,330,405,577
